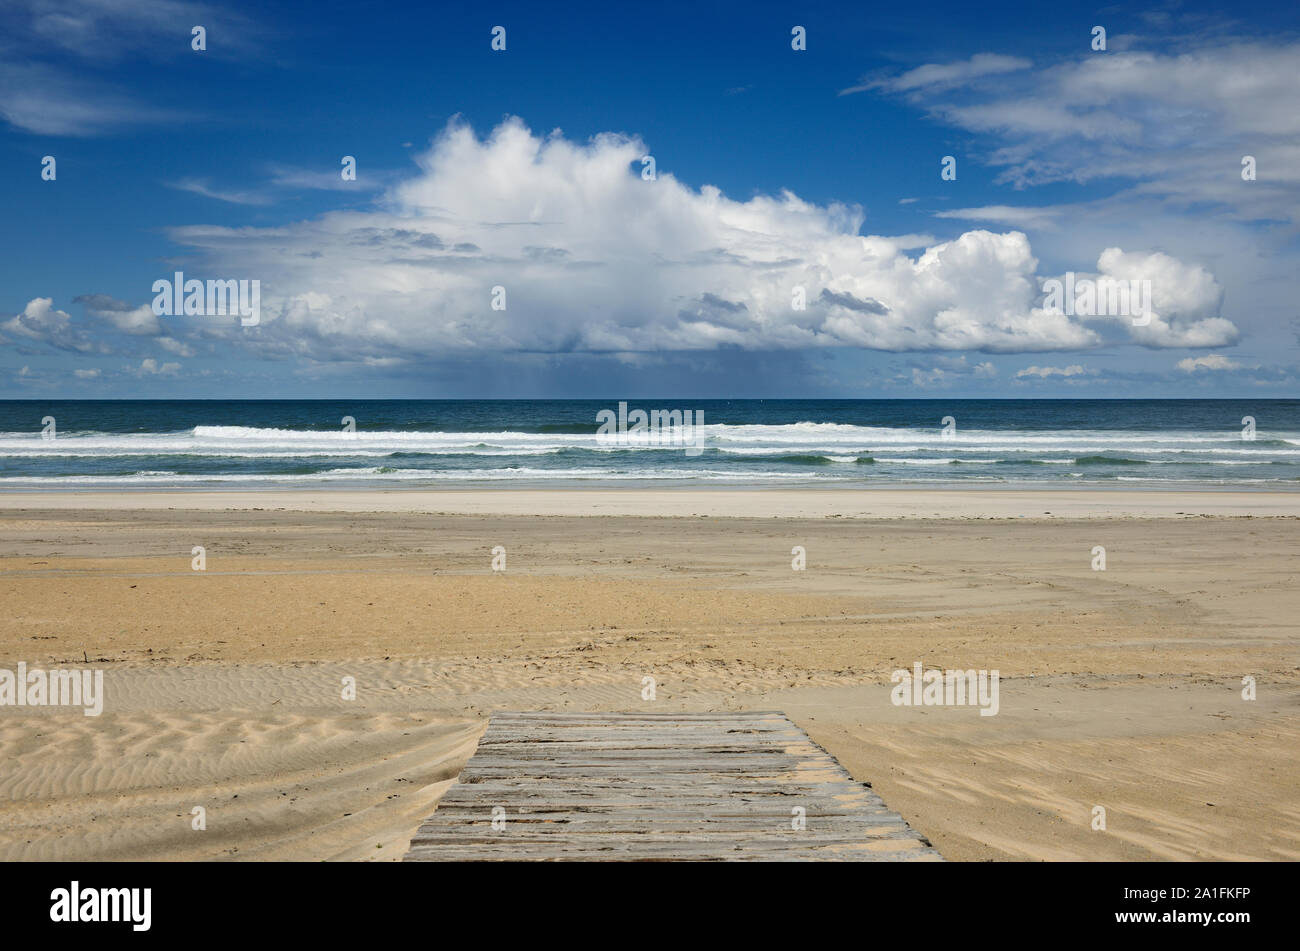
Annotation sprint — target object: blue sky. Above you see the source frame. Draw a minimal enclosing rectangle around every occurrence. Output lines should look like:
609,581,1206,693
2,0,1298,398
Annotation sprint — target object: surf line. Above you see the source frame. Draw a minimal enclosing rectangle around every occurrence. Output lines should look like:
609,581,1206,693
595,401,706,457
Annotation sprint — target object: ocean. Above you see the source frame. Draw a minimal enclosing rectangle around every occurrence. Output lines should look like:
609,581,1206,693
1,399,1298,490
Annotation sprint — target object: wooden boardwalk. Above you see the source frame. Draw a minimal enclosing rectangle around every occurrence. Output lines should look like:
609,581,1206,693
405,711,941,861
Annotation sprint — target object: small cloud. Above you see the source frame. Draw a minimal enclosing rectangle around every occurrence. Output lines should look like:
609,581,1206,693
167,178,274,206
907,354,998,387
842,53,1032,96
75,294,161,335
157,337,196,357
2,297,106,353
268,164,387,192
74,368,101,379
1177,354,1243,372
136,358,181,376
0,62,185,136
935,205,1064,229
1016,364,1093,378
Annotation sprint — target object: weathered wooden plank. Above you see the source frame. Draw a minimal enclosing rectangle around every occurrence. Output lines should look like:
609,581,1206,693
414,821,910,835
437,779,878,793
427,800,896,814
405,842,941,862
412,811,912,828
488,711,789,719
408,833,930,849
460,758,843,771
411,821,924,836
475,736,783,744
405,853,937,863
437,780,876,793
458,768,849,780
465,748,832,759
404,710,941,862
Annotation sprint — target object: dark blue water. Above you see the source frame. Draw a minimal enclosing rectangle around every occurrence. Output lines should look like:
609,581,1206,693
1,399,1297,488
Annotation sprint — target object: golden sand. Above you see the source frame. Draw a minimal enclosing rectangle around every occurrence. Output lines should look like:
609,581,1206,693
1,492,1297,861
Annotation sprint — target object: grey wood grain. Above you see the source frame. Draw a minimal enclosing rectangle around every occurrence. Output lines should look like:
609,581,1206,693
404,711,942,862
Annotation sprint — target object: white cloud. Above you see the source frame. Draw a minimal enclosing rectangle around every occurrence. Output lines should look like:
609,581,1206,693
0,1,260,135
868,42,1300,224
161,118,1237,363
842,54,1031,95
1177,354,1243,372
136,358,180,376
157,336,196,357
167,178,275,206
18,0,215,61
268,164,388,192
935,205,1066,229
1073,248,1238,349
908,354,998,387
76,294,162,335
0,62,181,135
1,297,106,353
1016,364,1092,378
3,296,208,363
73,368,101,379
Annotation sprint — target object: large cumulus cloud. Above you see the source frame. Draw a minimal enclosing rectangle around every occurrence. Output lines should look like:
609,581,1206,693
159,117,1235,360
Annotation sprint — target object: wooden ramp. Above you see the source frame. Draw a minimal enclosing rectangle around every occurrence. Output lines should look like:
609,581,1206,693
405,711,941,861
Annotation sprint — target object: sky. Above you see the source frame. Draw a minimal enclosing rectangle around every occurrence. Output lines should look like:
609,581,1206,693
1,0,1298,398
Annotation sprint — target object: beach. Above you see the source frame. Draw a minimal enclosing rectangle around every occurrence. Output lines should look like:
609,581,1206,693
1,489,1297,861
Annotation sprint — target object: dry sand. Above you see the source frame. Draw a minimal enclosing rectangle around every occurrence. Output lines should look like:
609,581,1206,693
0,489,1297,861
